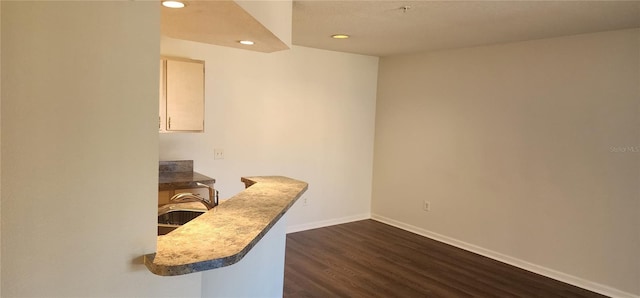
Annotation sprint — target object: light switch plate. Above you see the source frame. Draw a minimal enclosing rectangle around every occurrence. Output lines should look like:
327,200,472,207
214,148,224,160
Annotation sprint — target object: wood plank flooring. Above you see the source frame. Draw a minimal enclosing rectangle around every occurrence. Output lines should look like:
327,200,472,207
284,220,606,298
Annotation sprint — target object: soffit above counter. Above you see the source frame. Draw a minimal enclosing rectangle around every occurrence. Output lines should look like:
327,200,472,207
161,0,290,53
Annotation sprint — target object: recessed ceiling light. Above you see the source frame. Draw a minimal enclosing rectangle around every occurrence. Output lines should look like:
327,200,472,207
162,1,185,8
331,34,350,39
239,40,255,45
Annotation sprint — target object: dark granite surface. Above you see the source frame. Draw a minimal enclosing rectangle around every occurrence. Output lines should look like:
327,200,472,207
158,172,215,191
145,176,308,276
159,160,193,173
158,160,215,191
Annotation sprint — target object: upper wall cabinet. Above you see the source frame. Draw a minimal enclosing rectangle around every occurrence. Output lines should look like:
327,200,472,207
159,57,205,133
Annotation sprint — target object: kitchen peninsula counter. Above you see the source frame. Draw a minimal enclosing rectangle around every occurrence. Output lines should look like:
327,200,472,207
145,176,308,276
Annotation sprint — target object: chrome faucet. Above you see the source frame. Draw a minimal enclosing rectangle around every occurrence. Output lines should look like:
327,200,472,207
194,182,218,207
169,182,218,210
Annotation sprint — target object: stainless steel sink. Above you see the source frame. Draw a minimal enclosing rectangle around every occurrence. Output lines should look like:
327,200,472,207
157,204,207,235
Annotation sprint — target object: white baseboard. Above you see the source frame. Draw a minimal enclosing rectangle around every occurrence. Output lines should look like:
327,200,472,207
286,213,371,234
371,214,639,298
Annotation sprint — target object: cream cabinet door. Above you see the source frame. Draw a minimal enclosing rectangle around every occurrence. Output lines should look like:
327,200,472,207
158,190,172,206
159,57,205,132
159,59,167,132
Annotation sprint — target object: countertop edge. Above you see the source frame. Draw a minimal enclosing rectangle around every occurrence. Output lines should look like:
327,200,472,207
144,176,308,276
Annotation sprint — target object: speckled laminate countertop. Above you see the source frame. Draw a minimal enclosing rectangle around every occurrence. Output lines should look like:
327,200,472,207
144,176,308,276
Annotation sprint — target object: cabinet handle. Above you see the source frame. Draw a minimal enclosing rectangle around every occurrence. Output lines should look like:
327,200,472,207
168,117,171,129
159,116,161,129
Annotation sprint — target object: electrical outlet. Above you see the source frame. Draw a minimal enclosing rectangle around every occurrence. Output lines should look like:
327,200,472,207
214,148,224,160
303,197,309,206
423,201,431,212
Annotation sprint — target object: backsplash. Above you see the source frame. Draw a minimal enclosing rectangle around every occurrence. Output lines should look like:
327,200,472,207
159,160,193,173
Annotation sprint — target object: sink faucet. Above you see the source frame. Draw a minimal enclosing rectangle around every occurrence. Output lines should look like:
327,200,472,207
170,193,215,210
194,182,218,207
169,182,218,210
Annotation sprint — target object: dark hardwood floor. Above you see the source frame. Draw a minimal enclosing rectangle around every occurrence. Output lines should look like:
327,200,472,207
284,220,606,298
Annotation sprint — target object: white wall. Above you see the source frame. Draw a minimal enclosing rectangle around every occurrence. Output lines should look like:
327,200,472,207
1,2,203,297
372,28,640,296
159,38,379,231
2,3,372,296
0,2,3,295
202,215,288,297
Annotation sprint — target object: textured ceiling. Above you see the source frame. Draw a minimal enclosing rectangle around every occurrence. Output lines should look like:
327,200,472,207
161,1,288,53
292,1,640,57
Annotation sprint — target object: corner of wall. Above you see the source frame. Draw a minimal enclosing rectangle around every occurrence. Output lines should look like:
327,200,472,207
0,0,3,295
234,0,292,47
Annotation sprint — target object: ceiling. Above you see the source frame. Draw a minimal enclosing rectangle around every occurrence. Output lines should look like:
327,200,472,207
162,1,288,53
292,0,640,57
